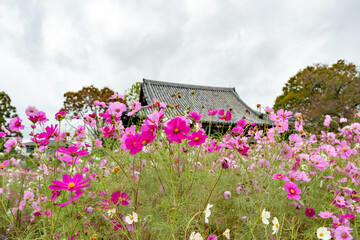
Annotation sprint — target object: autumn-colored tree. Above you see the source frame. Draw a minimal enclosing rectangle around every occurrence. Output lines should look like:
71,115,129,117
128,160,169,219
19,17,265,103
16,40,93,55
0,91,22,137
61,85,122,119
274,59,360,131
61,86,123,141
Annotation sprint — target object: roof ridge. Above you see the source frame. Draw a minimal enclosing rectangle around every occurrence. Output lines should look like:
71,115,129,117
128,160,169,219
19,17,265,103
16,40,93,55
143,78,235,91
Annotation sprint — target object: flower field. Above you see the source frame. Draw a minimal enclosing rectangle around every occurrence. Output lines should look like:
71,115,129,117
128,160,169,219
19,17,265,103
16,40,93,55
0,98,360,240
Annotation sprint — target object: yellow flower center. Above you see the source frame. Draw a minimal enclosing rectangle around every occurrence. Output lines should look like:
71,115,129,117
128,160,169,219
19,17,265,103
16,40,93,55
68,182,75,189
342,147,347,152
142,140,147,145
325,214,328,217
223,115,226,118
130,216,134,220
118,197,122,201
194,137,199,141
320,233,324,237
277,176,281,179
0,164,4,168
290,189,295,194
276,223,279,228
338,222,341,226
174,128,179,133
342,233,347,237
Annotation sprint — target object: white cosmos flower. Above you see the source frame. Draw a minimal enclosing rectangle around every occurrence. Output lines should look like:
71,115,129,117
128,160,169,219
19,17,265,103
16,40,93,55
272,217,279,234
189,232,203,240
317,227,331,240
261,209,270,225
107,208,116,217
223,229,230,239
204,203,213,223
125,212,138,224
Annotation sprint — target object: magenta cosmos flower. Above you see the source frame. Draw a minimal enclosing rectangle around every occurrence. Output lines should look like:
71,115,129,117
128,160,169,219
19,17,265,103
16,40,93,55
55,111,66,121
188,130,207,146
218,109,232,121
284,182,301,201
56,145,89,157
305,208,316,217
49,174,90,192
164,116,190,143
124,133,144,155
111,191,131,206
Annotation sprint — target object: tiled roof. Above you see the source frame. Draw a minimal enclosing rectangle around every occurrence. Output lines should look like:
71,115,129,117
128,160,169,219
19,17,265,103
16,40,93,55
138,79,268,124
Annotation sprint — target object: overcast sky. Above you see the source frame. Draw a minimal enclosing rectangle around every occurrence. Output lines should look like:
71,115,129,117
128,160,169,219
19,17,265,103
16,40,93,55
1,0,360,138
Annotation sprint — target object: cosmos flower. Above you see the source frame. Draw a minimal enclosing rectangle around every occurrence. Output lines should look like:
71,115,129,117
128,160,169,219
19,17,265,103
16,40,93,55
204,203,213,223
164,117,190,144
317,227,331,240
111,191,131,206
49,174,90,192
272,217,279,234
124,212,138,224
261,209,270,225
188,130,207,146
190,232,203,240
284,182,301,201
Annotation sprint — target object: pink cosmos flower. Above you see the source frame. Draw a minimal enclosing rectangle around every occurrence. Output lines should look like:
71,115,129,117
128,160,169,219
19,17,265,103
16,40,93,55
333,226,353,240
43,210,51,217
324,115,331,127
319,211,333,219
127,101,142,116
49,174,90,192
25,106,39,117
333,196,347,208
37,111,48,125
111,191,131,206
276,109,292,120
237,119,247,128
224,191,231,200
218,109,232,121
284,182,301,201
109,102,127,116
188,111,204,123
94,138,102,148
188,130,207,146
110,93,125,100
164,116,190,144
4,139,19,153
272,174,286,180
0,160,10,169
9,117,25,132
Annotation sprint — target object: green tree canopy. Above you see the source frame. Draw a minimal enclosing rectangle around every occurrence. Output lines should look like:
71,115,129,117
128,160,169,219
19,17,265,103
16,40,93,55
274,59,360,130
0,91,21,137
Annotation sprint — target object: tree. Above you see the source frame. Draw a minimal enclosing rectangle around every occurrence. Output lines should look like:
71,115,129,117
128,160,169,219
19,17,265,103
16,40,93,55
125,82,141,103
61,85,121,119
0,91,22,137
274,59,360,130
